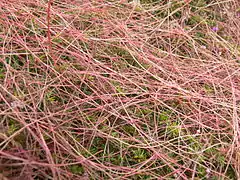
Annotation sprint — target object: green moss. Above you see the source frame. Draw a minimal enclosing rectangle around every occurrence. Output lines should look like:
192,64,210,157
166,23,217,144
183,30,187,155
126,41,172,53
5,55,24,69
203,84,214,94
158,109,173,123
153,1,183,19
187,136,202,152
52,38,63,44
72,63,85,70
166,121,180,138
111,131,119,137
132,148,149,162
186,15,203,26
14,132,27,147
216,154,225,165
197,165,207,178
7,119,20,135
206,19,216,27
111,80,125,95
54,63,68,73
0,62,5,79
69,164,84,175
130,174,152,180
81,83,93,96
89,137,105,155
159,112,169,121
110,155,123,165
45,89,62,104
123,125,136,136
86,115,97,122
195,32,205,38
25,18,46,36
140,108,152,115
140,0,159,4
190,0,208,7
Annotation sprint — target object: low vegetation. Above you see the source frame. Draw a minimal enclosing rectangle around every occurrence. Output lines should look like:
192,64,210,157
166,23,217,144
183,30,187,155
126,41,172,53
0,0,240,179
